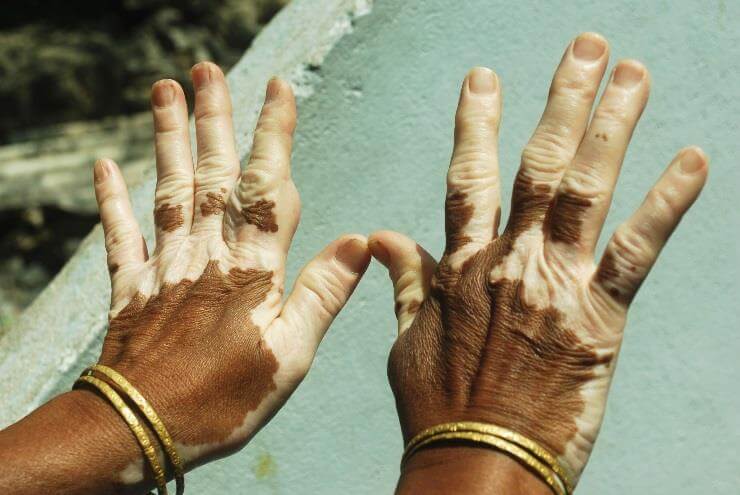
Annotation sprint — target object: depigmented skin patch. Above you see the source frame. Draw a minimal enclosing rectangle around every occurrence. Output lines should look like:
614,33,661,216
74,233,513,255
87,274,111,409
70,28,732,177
154,204,184,232
390,178,610,458
98,260,278,459
241,200,279,233
200,192,227,216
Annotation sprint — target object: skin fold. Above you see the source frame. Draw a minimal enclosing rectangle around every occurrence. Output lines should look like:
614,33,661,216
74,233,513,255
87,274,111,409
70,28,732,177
370,32,708,494
0,34,709,495
0,63,371,494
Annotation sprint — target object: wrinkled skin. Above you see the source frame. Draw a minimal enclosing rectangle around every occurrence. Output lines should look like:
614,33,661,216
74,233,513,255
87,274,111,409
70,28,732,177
92,64,372,485
0,62,371,495
370,32,708,491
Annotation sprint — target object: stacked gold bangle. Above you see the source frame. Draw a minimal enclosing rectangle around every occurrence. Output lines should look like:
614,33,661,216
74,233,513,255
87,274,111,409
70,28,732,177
402,422,573,495
74,365,184,495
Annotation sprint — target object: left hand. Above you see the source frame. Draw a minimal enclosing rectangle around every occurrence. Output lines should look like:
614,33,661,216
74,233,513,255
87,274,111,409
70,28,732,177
370,33,708,490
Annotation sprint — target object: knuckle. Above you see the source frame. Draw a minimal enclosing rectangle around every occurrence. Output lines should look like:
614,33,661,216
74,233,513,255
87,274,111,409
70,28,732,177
610,225,652,269
558,168,609,203
255,115,294,136
521,136,572,179
394,269,422,299
645,187,682,220
301,268,346,318
155,172,193,197
236,167,279,200
593,101,630,126
194,97,232,121
195,152,238,176
455,108,500,135
448,154,498,189
549,74,598,102
105,222,135,249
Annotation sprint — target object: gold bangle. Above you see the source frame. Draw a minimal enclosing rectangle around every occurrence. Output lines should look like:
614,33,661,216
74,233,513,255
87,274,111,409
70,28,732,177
404,421,573,493
404,430,567,495
86,364,184,495
75,375,168,495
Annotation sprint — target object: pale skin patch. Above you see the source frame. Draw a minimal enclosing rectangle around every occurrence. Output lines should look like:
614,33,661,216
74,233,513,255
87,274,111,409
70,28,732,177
389,108,629,480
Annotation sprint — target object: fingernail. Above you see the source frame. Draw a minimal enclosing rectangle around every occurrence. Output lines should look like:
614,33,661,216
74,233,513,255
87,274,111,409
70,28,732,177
368,238,390,266
468,67,497,94
336,238,369,273
572,33,606,61
679,147,706,174
191,62,214,89
265,77,281,102
94,159,111,184
613,61,644,88
152,80,175,107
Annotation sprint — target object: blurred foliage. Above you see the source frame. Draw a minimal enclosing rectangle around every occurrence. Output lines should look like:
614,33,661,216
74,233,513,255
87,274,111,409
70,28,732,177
0,0,288,142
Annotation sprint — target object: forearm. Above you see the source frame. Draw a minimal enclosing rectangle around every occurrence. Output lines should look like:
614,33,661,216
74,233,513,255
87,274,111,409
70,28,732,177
396,445,553,495
0,389,155,495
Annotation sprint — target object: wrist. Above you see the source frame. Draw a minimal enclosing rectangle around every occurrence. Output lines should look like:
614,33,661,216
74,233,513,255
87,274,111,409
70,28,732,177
396,443,554,495
0,389,154,495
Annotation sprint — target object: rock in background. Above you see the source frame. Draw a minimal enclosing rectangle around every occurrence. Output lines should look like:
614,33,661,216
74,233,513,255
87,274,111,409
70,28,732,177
0,0,287,332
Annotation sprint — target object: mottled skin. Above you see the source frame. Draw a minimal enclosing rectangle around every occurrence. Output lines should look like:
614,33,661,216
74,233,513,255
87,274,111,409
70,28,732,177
0,65,371,495
154,203,184,232
100,261,278,452
390,181,617,469
372,33,708,494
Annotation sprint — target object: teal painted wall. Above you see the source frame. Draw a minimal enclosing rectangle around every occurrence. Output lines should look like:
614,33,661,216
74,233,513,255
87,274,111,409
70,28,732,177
188,1,739,493
8,1,735,493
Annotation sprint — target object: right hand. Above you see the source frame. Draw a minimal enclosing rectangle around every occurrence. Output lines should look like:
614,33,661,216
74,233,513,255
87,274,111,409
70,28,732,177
91,63,371,482
369,32,708,491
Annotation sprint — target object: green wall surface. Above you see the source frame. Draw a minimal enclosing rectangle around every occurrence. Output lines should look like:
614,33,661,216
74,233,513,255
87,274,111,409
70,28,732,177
2,1,737,493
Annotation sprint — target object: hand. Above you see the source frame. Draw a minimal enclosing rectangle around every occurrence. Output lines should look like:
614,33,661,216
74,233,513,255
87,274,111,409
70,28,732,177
370,33,708,492
92,64,370,477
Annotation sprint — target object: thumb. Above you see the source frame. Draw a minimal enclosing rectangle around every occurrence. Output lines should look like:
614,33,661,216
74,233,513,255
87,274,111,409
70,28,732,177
273,235,371,354
368,230,437,335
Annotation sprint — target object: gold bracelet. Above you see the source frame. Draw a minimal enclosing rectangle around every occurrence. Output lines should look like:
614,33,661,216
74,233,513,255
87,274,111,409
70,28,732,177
404,421,573,493
75,375,168,495
86,365,184,495
404,430,566,495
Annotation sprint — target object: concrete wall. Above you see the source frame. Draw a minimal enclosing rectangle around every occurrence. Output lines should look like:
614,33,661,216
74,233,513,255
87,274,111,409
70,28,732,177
1,0,738,493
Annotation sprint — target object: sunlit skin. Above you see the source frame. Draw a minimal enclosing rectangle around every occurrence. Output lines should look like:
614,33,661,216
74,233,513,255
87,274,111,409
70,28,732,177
370,33,708,494
0,63,371,494
0,32,709,495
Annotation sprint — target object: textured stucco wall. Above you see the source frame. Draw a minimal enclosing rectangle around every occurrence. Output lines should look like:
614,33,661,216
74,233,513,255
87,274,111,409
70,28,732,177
1,0,738,493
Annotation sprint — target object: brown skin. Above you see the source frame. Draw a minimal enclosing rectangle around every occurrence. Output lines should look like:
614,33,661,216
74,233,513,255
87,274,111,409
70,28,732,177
100,260,278,451
371,33,708,494
0,64,371,494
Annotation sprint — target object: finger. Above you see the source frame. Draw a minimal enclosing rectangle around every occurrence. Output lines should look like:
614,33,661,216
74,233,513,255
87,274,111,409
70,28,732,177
271,235,371,358
445,67,502,256
369,230,437,335
509,32,609,237
191,62,240,234
226,78,299,262
151,79,195,252
93,159,147,287
592,147,708,306
547,60,650,251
